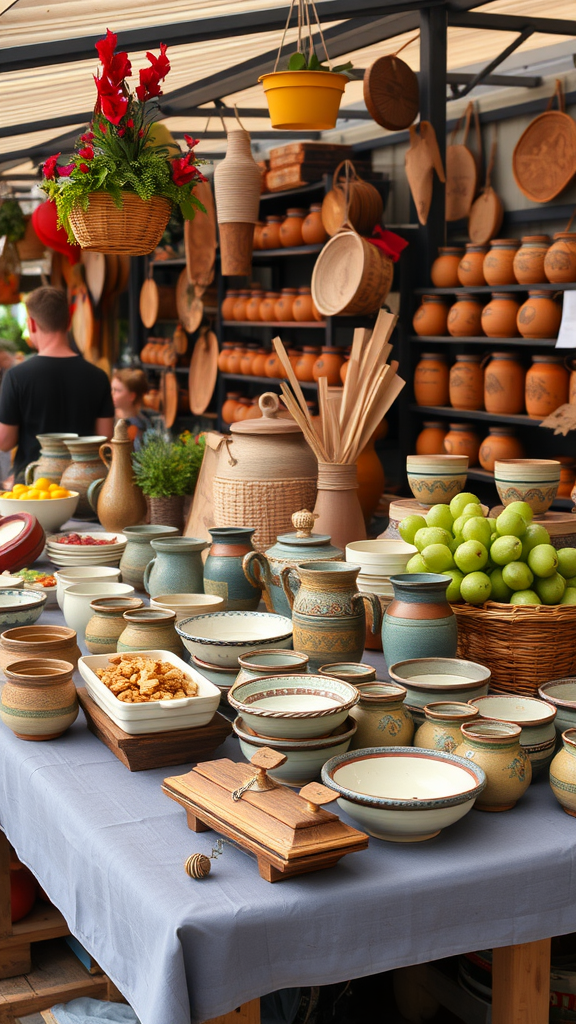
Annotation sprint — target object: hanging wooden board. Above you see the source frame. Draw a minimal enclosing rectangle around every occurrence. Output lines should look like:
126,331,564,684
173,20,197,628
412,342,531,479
513,112,576,203
173,323,188,356
81,252,106,306
445,103,480,222
185,179,216,289
176,267,203,333
363,54,419,131
405,121,445,226
468,188,503,244
162,370,179,429
70,267,94,355
140,278,178,328
189,329,218,416
184,431,221,544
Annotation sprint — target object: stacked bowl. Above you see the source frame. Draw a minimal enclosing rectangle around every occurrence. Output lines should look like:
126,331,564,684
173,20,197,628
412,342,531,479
346,540,417,610
46,532,127,568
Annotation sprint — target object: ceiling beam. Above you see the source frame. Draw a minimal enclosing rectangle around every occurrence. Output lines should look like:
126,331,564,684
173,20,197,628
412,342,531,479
448,10,576,35
446,70,542,88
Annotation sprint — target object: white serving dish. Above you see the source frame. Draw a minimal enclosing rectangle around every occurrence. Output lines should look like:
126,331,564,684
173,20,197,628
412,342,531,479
55,567,122,609
388,657,491,723
0,492,80,533
321,747,486,842
233,715,357,787
227,673,359,739
48,551,123,569
47,531,126,549
346,540,416,573
0,575,24,590
0,589,47,628
63,581,135,638
176,611,293,668
538,678,576,736
78,649,220,735
151,593,226,623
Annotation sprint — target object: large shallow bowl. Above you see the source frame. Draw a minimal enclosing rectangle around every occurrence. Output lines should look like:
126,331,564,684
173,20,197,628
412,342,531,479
538,678,576,735
151,593,225,623
470,694,557,777
389,657,490,724
406,455,468,507
494,459,561,516
321,747,486,842
345,540,417,575
55,566,122,609
78,649,220,735
176,611,293,668
228,673,359,738
233,715,358,787
0,589,47,628
0,492,80,534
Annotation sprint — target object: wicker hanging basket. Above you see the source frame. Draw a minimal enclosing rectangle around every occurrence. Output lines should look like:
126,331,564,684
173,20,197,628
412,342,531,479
453,600,576,697
68,192,171,255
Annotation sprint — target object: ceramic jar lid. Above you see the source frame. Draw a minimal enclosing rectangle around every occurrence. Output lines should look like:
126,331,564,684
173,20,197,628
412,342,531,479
231,392,302,435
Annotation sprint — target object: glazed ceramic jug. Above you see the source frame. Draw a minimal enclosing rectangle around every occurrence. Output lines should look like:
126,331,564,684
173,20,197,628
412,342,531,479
382,573,458,668
119,525,180,591
204,527,260,611
0,658,78,741
84,596,144,654
60,436,109,519
24,433,77,487
87,420,147,532
550,729,576,816
281,560,381,671
117,607,183,656
243,510,343,616
144,536,208,598
414,701,479,754
349,682,414,750
455,720,531,812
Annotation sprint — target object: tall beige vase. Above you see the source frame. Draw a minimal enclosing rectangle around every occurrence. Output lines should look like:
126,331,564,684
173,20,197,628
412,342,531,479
313,462,367,551
214,129,262,275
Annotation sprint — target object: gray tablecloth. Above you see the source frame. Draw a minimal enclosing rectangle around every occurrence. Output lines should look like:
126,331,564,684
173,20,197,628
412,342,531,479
0,610,575,1024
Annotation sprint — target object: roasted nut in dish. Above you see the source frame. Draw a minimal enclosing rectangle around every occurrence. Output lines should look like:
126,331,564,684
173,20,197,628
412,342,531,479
96,655,198,703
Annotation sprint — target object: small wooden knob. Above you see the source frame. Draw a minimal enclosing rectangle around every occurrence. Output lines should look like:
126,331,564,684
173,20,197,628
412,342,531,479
250,748,287,770
185,853,211,879
291,509,318,538
299,782,338,813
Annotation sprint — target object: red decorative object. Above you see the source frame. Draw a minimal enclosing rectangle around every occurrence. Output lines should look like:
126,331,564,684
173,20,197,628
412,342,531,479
368,226,409,262
31,201,81,263
0,514,46,573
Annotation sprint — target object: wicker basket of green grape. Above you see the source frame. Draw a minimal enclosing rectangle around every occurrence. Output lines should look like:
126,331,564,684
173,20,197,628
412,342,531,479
399,491,576,697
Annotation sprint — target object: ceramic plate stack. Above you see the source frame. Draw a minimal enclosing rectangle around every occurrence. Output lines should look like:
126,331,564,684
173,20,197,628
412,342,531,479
46,532,127,568
345,540,417,609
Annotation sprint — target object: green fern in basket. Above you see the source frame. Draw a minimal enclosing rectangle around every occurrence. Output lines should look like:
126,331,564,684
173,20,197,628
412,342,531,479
132,431,205,498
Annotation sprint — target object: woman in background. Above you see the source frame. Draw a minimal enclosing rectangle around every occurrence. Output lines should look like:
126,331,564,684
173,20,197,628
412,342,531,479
110,368,153,447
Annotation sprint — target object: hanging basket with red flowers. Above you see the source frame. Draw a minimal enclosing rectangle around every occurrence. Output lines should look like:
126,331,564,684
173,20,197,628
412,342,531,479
40,30,206,256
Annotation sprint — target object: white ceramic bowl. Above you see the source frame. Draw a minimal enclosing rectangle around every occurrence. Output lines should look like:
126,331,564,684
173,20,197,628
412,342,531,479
406,455,469,507
0,575,24,590
227,673,359,739
470,694,557,777
538,678,576,735
24,582,58,607
176,611,293,668
494,459,561,515
346,540,417,574
63,581,135,638
0,492,80,533
321,747,486,842
151,593,226,623
78,649,220,735
55,567,122,609
191,655,238,693
233,715,358,787
388,657,491,724
0,589,47,628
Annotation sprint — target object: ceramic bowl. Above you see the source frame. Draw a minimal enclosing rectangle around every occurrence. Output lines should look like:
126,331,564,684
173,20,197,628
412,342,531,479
321,747,486,842
0,589,47,628
406,455,469,508
24,582,58,607
55,566,122,609
227,673,359,739
494,459,561,515
233,715,358,787
150,593,226,623
388,657,491,724
538,678,576,735
191,655,238,693
62,582,135,639
235,649,309,686
345,540,417,575
470,694,557,777
0,575,24,590
176,611,293,668
0,492,80,533
318,663,377,685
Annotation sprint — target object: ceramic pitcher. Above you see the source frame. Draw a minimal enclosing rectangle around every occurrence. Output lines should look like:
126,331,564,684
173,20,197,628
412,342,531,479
25,433,78,486
120,525,180,591
204,527,260,611
87,419,147,532
60,435,109,519
281,560,381,671
382,573,458,668
143,536,208,598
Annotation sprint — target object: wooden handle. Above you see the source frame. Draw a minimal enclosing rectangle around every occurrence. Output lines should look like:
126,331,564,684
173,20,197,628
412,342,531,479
281,565,299,609
250,748,287,770
300,782,338,812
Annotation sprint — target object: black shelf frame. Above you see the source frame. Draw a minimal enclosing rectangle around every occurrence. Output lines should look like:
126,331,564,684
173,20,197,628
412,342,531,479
410,403,544,428
222,372,318,390
415,283,576,295
410,335,569,348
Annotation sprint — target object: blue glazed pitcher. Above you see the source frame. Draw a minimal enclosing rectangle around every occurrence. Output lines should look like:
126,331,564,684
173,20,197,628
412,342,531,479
382,573,458,667
144,537,208,598
204,527,260,611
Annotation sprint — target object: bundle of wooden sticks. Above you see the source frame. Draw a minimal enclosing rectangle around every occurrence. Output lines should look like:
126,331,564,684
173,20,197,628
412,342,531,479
272,309,405,464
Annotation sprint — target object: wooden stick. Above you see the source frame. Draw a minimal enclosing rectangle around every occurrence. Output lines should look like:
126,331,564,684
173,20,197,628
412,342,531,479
272,336,313,427
317,376,332,459
339,327,371,429
280,384,330,462
340,365,389,463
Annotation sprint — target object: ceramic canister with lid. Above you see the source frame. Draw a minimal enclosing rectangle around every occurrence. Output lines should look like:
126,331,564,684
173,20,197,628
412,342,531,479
295,347,320,382
525,355,569,418
117,607,183,656
120,525,180,591
275,288,298,322
484,352,526,415
413,353,449,406
349,681,414,750
449,354,484,410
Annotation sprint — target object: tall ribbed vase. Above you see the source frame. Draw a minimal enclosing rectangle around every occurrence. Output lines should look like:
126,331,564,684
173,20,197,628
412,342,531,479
313,462,367,552
214,129,262,275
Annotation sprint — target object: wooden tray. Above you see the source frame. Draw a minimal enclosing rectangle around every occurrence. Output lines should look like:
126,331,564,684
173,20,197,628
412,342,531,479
162,369,179,429
78,688,233,772
363,54,419,131
189,328,218,415
176,267,203,333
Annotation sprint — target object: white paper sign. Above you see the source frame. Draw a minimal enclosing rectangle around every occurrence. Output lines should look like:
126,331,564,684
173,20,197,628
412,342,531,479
556,290,576,348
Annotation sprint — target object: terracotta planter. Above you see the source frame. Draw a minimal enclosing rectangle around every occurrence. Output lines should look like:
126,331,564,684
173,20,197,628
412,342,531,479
259,291,280,321
513,235,550,285
457,244,487,287
84,596,144,654
413,353,449,406
447,295,484,337
279,208,306,248
313,347,344,386
349,682,414,749
525,355,569,418
517,291,562,339
481,292,521,339
443,423,480,466
301,204,327,245
60,435,108,520
261,215,282,250
0,658,78,741
483,239,520,286
295,347,320,383
449,354,484,410
148,495,186,532
0,626,81,674
117,607,183,656
484,352,526,415
455,720,531,812
544,232,576,284
275,288,298,322
478,427,525,472
412,295,449,337
430,246,464,288
293,287,314,322
415,421,448,455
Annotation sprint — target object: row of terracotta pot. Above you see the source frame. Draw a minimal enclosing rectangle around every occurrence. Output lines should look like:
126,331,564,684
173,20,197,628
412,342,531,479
414,291,562,340
221,286,323,323
253,205,328,250
432,234,576,288
219,343,346,385
414,351,572,418
140,340,178,366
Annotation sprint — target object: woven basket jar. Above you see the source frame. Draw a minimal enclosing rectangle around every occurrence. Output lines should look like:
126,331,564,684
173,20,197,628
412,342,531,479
311,228,393,317
213,129,262,275
68,192,171,256
213,393,317,552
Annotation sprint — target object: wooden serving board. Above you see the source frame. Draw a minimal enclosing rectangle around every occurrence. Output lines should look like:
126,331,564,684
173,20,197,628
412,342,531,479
78,689,232,772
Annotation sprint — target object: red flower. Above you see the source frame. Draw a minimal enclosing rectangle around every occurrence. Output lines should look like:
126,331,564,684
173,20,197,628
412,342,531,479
94,73,128,124
184,135,199,150
95,29,131,87
80,132,94,142
138,129,144,138
100,122,108,133
171,155,206,186
118,127,126,137
59,163,75,177
136,43,170,102
146,43,170,81
126,118,134,128
42,153,61,179
79,163,90,174
78,146,94,160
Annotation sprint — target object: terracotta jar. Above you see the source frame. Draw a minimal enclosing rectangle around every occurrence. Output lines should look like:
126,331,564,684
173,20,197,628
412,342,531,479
525,355,569,419
259,291,280,322
233,397,253,421
484,352,526,415
570,362,576,404
245,289,265,321
517,291,562,339
243,398,263,420
221,289,238,321
295,346,320,382
449,354,484,410
84,596,144,654
274,288,298,322
447,295,484,337
415,421,448,455
413,353,449,406
279,208,306,248
232,290,250,322
483,239,521,286
302,203,328,245
253,222,265,250
217,341,235,372
414,701,479,754
251,349,268,377
412,295,449,337
293,287,314,322
356,421,386,523
117,607,183,657
455,720,531,812
457,244,488,286
513,235,550,285
226,347,245,375
443,423,481,465
87,419,147,532
287,348,299,369
221,392,241,425
349,682,414,750
340,356,350,383
261,215,282,250
481,292,521,338
430,246,464,288
264,351,283,379
313,347,344,386
240,346,258,375
312,299,324,322
544,232,576,284
0,659,78,741
478,427,525,472
61,435,109,520
555,456,575,497
0,625,81,675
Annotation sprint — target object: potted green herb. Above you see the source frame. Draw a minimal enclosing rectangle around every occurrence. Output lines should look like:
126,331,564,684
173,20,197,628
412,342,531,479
132,431,205,531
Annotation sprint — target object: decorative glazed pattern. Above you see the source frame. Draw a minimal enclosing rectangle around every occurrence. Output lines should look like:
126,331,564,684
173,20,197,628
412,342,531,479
0,658,78,740
0,590,47,629
144,537,207,598
233,715,357,787
228,672,359,739
176,611,294,668
120,525,180,591
204,527,260,612
455,722,531,811
383,575,458,666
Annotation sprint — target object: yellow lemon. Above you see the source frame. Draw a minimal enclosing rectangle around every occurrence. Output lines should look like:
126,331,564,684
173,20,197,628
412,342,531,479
50,489,68,499
35,478,51,492
1,492,13,498
48,483,60,491
37,492,50,500
25,490,39,499
13,484,26,494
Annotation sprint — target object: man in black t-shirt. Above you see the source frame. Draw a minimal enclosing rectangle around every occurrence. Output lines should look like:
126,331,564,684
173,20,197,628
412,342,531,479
0,287,115,481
